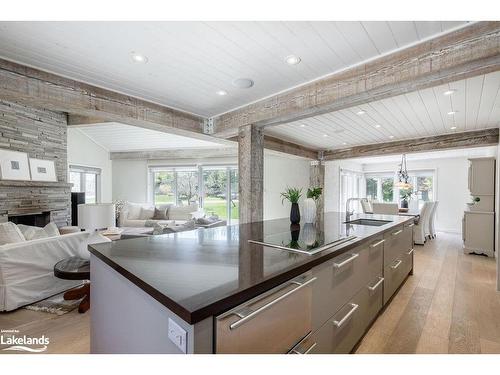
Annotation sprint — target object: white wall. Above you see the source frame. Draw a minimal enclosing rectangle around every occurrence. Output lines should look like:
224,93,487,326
264,154,311,220
362,157,472,233
111,152,311,220
112,159,149,203
67,129,113,203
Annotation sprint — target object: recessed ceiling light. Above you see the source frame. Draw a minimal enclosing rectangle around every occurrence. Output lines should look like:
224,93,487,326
443,89,456,96
342,142,347,145
216,90,228,96
389,135,394,139
374,124,381,128
323,134,329,137
300,124,306,128
447,110,458,115
131,52,148,63
450,126,457,130
284,55,301,65
356,110,366,115
232,78,254,89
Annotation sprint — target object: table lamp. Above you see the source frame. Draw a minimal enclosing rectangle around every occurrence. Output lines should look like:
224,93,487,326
77,203,116,232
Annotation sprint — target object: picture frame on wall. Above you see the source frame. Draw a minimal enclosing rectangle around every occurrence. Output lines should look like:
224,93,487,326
29,158,57,182
0,149,31,180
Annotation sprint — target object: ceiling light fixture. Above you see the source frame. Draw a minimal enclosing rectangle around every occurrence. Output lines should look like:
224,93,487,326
300,124,306,127
447,110,458,115
374,124,381,128
450,126,457,130
131,52,148,63
216,90,228,96
342,142,347,145
389,135,394,139
443,89,456,96
284,55,301,65
323,134,329,137
356,110,366,115
232,78,254,89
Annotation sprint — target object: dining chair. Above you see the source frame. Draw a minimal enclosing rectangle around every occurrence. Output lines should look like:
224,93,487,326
413,201,433,245
372,202,399,215
428,201,439,239
360,199,373,213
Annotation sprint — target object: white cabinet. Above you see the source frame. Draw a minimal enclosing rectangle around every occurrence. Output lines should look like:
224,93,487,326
463,157,495,257
463,211,494,257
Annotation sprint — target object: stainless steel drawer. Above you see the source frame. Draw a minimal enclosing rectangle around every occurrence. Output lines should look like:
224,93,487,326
403,222,414,252
312,244,368,330
291,275,384,354
366,236,384,282
403,247,414,276
383,225,406,267
216,272,316,354
383,253,410,305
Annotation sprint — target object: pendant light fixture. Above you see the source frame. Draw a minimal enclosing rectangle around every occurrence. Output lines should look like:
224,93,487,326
396,154,412,189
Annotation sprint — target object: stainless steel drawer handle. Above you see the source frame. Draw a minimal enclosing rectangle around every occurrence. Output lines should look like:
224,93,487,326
392,229,403,236
333,253,359,268
332,303,359,328
391,260,403,269
367,277,384,291
229,276,317,330
292,342,317,354
407,249,414,255
370,239,385,248
407,223,415,227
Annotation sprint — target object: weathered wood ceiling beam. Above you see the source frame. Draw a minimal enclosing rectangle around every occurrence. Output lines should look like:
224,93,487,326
0,58,205,138
228,135,318,160
323,128,499,161
67,114,110,126
110,148,237,160
213,22,500,138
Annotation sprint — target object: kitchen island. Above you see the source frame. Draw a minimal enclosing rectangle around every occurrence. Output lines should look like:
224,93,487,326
88,212,414,354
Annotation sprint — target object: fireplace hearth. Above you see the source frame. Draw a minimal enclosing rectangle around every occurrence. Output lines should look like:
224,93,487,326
8,211,51,227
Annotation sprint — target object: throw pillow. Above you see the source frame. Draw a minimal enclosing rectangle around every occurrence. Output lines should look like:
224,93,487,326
169,204,199,220
44,222,60,237
139,206,155,220
0,222,26,246
17,222,61,241
152,206,169,220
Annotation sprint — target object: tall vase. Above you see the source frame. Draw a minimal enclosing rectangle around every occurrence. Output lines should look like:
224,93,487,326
290,202,301,224
303,198,317,223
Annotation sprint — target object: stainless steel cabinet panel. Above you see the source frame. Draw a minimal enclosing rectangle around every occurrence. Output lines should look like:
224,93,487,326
383,225,406,267
366,236,384,282
216,272,315,354
365,274,384,327
383,253,410,305
403,222,414,252
311,244,368,330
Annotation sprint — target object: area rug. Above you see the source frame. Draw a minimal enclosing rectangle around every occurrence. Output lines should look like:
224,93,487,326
23,291,83,316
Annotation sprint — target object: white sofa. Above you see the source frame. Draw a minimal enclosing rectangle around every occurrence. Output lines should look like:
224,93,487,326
118,202,203,228
0,230,111,312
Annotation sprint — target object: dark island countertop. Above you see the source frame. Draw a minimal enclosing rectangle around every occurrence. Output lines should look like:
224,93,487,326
88,212,414,324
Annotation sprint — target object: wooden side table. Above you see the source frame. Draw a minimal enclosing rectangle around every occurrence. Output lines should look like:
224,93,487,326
54,257,90,313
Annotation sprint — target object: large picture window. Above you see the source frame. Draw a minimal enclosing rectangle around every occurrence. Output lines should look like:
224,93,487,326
151,165,238,223
69,165,101,204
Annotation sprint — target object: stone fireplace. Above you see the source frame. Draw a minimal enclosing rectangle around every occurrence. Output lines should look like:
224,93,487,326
0,100,71,227
7,211,51,227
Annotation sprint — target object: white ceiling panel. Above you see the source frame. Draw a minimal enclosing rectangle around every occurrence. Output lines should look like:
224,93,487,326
74,123,231,152
266,71,500,150
0,21,468,117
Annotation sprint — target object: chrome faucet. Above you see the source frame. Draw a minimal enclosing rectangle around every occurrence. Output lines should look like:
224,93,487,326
345,198,364,222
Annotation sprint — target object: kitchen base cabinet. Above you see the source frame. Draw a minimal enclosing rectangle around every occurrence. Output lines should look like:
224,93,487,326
383,252,411,305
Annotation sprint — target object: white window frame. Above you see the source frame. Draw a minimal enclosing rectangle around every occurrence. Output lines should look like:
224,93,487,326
69,164,102,203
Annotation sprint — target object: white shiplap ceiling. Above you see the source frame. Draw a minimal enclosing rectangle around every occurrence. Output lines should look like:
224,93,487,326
0,21,468,117
266,71,500,150
73,123,231,152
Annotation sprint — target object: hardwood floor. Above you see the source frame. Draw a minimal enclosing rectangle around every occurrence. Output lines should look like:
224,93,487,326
0,232,498,354
356,232,500,354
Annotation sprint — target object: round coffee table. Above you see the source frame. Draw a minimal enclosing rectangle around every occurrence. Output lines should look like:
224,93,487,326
54,257,90,313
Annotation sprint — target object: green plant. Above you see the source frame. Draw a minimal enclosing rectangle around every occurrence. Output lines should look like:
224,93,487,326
281,187,302,204
307,187,323,201
400,188,414,201
472,196,481,203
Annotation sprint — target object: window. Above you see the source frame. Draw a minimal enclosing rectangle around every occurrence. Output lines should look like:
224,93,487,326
69,165,101,204
151,165,238,223
340,169,364,213
365,170,435,209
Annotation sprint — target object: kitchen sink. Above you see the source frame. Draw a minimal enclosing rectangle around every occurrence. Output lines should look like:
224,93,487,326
345,219,392,226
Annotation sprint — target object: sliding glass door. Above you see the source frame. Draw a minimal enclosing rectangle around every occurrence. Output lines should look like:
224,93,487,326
69,165,101,204
151,165,238,223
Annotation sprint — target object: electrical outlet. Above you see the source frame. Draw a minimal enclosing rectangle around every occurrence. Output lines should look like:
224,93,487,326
168,318,187,353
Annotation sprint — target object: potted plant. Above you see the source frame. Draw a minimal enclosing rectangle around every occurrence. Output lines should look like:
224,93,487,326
303,187,322,223
281,187,302,224
400,188,413,209
466,196,481,207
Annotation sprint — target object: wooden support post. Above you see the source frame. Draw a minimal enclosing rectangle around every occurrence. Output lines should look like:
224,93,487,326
238,124,264,224
310,160,325,221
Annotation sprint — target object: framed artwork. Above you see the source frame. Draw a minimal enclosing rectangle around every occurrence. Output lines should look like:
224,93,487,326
0,149,31,180
29,158,57,182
